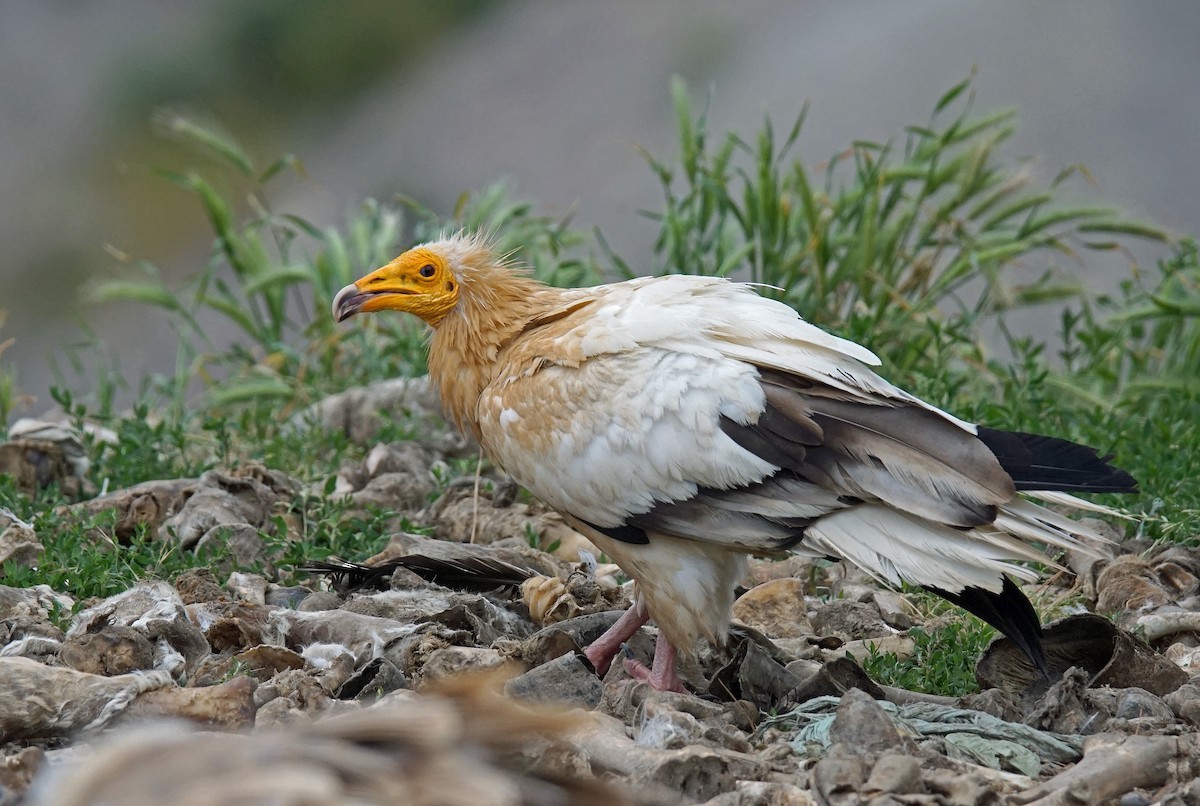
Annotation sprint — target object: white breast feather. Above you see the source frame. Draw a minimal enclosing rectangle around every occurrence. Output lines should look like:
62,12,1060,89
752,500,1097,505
483,349,777,526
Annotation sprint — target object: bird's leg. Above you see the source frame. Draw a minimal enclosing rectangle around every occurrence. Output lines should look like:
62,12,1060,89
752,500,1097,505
622,631,686,693
584,605,649,675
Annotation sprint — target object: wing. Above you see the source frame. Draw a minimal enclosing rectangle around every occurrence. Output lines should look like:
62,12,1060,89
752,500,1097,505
477,276,857,540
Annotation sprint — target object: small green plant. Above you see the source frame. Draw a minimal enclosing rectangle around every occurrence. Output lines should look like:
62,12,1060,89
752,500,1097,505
858,620,994,697
523,523,540,550
1058,238,1200,406
88,124,411,418
0,508,238,603
615,76,1166,377
268,494,398,583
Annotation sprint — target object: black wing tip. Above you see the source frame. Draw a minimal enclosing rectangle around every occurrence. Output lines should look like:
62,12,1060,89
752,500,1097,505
976,427,1139,495
927,576,1047,675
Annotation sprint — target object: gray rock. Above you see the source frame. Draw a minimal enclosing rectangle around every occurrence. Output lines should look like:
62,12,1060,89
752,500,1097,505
635,698,706,750
195,523,274,576
696,782,816,805
60,624,154,676
345,588,532,645
871,591,918,631
419,645,504,682
864,752,923,796
349,471,434,512
828,688,913,756
1164,682,1200,726
159,466,295,549
287,377,454,449
731,578,813,639
364,441,437,478
923,768,998,806
782,658,886,707
1110,687,1174,721
297,591,343,612
959,688,1024,723
224,572,268,604
67,581,208,680
708,635,804,711
811,748,867,806
265,586,312,609
811,600,891,642
506,652,604,709
336,656,408,701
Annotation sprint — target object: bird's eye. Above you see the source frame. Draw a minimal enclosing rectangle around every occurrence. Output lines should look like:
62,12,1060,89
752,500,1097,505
419,264,436,278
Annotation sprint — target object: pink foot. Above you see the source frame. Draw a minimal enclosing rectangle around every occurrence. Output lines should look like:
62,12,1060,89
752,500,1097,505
622,631,686,692
583,605,649,675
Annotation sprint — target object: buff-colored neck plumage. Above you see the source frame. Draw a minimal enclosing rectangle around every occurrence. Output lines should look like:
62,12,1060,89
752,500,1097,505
425,239,560,439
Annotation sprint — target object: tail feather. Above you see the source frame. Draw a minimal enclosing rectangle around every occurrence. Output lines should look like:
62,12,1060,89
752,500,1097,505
976,427,1138,494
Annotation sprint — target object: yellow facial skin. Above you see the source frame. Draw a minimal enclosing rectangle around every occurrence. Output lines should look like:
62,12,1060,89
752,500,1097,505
332,247,460,327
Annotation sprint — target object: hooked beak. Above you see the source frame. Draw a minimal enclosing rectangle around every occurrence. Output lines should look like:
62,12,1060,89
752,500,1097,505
332,281,419,322
332,282,368,322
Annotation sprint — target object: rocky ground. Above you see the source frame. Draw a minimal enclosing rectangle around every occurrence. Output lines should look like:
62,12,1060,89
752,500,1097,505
3,377,1200,805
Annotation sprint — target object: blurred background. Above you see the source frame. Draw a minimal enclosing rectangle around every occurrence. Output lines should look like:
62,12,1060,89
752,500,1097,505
2,0,1198,416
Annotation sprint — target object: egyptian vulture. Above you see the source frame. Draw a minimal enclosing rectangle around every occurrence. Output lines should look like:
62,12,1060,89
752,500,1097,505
334,232,1135,692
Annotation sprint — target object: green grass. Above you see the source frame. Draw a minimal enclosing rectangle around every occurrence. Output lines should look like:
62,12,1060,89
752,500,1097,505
0,469,400,603
0,474,221,601
606,77,1166,376
2,78,1199,692
858,620,995,697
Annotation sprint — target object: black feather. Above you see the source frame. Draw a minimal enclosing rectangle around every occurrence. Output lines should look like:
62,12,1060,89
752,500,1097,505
720,416,806,469
976,427,1138,493
303,554,536,593
581,520,650,545
926,576,1047,674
